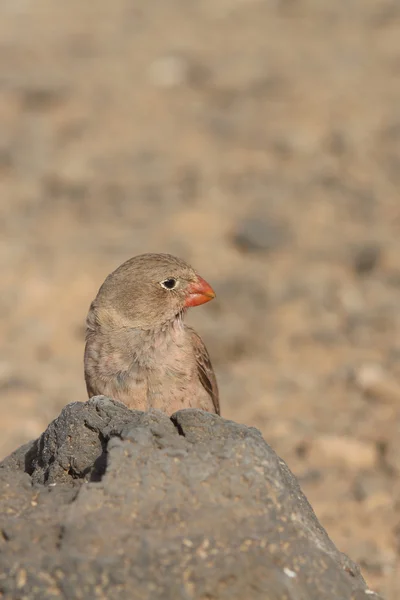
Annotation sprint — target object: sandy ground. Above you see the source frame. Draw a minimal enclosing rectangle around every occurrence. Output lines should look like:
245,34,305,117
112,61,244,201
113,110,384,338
1,1,400,597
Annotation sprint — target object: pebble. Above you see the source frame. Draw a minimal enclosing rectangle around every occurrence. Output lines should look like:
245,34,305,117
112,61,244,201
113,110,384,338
309,435,377,470
232,217,292,254
355,363,386,390
147,54,208,88
148,55,189,87
355,363,400,404
351,243,381,275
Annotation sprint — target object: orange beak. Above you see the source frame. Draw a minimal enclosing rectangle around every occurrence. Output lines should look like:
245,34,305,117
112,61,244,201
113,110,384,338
184,275,216,308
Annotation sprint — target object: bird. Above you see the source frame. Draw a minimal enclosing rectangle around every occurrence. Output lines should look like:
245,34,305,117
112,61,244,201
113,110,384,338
84,253,220,416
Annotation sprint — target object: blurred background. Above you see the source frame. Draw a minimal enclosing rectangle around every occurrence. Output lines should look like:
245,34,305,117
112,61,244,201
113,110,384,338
1,0,400,596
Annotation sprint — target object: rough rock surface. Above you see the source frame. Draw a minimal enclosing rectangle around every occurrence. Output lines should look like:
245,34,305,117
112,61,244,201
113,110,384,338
0,397,382,600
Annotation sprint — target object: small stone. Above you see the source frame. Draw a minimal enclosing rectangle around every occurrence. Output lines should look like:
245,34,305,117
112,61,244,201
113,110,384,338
355,363,400,403
355,363,385,390
232,217,292,254
351,244,381,275
9,73,70,109
309,435,377,470
148,55,189,87
147,54,208,88
283,567,297,578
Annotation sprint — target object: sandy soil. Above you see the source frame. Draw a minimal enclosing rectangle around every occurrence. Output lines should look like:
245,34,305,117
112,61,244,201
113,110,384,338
1,1,400,597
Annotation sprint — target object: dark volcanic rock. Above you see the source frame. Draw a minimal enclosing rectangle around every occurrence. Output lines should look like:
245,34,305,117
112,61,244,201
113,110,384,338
0,397,382,600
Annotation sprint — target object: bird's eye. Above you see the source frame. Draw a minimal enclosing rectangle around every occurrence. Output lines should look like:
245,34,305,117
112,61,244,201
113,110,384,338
160,278,177,290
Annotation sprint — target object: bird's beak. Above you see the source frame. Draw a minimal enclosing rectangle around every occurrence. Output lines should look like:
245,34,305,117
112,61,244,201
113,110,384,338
184,275,216,308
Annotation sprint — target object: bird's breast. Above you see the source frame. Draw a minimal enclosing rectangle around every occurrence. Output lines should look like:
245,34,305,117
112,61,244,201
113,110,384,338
85,322,200,413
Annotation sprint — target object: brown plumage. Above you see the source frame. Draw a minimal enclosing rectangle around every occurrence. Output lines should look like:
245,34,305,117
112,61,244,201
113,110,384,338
84,253,219,415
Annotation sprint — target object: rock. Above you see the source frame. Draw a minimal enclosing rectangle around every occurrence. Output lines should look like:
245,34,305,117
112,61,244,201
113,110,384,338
0,397,382,600
351,244,381,275
232,216,292,254
308,435,378,471
147,54,209,88
354,363,400,404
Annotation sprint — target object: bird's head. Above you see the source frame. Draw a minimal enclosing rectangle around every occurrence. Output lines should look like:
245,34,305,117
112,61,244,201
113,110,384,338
91,253,215,331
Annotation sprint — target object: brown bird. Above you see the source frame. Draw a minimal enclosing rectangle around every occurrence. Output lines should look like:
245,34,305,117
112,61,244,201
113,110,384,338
84,253,220,415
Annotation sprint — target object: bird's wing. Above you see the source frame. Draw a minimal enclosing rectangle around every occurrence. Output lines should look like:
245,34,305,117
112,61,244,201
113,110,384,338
188,327,220,415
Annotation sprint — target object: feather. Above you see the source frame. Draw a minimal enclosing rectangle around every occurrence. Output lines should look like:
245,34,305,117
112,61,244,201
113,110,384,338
188,328,220,415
